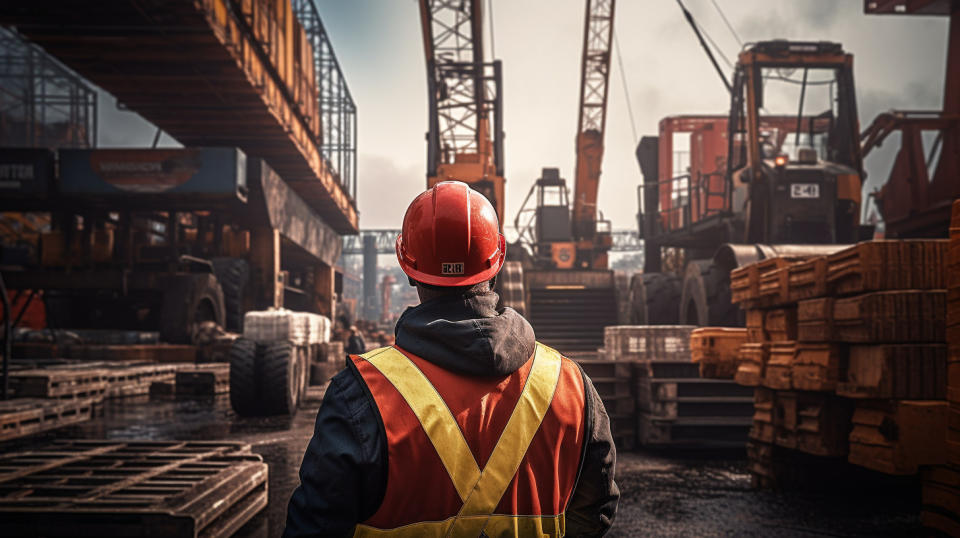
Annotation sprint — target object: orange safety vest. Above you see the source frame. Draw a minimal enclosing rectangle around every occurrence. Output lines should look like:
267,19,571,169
350,343,587,537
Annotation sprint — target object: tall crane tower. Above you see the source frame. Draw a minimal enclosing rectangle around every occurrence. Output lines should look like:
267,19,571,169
572,0,616,269
419,0,505,224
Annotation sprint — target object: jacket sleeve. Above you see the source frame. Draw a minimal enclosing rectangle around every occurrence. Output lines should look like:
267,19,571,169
564,370,620,537
283,362,387,538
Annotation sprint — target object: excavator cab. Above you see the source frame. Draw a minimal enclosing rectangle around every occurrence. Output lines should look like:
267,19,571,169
728,40,864,245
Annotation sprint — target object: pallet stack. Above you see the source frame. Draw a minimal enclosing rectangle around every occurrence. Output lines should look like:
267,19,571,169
922,199,960,536
729,239,950,488
598,325,753,447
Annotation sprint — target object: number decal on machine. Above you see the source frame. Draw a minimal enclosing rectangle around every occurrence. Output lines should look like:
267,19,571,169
790,183,820,199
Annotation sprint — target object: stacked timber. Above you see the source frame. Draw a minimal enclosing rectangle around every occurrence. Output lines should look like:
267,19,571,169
922,199,960,536
728,238,950,489
600,326,753,447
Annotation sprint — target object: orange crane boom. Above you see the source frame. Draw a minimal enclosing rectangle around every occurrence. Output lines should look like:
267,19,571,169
572,0,615,269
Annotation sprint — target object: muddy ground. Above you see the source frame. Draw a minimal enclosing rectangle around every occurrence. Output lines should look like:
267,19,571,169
5,396,922,537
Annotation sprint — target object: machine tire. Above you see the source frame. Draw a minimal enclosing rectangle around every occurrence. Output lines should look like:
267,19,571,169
212,258,250,333
629,272,681,325
679,261,739,327
229,338,258,416
259,340,300,416
159,273,226,344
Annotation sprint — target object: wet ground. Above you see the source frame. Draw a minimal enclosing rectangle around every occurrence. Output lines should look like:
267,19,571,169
6,395,923,538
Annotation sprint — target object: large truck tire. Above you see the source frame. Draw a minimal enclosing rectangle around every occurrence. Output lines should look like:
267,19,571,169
159,273,226,344
229,338,258,416
212,258,250,333
259,340,301,415
629,273,681,324
679,261,740,327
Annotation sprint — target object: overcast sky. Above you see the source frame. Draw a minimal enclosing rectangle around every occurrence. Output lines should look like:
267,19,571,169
99,0,950,236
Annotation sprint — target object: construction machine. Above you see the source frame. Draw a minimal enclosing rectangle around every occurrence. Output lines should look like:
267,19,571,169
510,0,620,352
419,0,505,224
860,0,960,239
633,40,867,326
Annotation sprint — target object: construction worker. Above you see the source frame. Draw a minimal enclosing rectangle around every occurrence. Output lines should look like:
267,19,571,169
284,181,619,537
344,325,366,355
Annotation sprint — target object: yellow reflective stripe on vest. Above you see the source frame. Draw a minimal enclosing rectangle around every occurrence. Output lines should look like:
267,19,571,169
356,343,564,537
354,513,565,538
363,346,481,501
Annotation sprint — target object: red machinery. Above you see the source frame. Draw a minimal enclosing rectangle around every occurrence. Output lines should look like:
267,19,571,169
861,1,960,238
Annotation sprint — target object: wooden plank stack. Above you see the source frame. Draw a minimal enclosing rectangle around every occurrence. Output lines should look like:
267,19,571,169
690,327,746,379
922,199,960,536
729,238,951,489
0,440,267,537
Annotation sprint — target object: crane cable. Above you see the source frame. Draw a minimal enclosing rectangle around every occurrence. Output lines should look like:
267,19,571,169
613,29,638,143
487,0,496,58
675,0,731,93
710,0,743,47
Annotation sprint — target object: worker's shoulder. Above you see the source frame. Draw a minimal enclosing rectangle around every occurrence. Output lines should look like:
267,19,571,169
534,342,587,376
351,346,395,363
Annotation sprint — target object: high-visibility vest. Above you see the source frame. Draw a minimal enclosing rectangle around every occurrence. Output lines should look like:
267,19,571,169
350,343,587,537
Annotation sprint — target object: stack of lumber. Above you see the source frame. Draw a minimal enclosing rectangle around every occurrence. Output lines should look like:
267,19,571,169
729,238,950,489
599,325,752,447
922,198,960,536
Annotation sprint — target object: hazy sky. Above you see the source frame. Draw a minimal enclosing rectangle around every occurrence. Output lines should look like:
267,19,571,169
99,1,950,235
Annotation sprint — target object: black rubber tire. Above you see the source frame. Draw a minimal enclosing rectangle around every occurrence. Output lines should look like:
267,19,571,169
159,273,226,344
212,258,250,333
229,338,258,416
259,340,300,416
679,261,740,327
629,272,681,325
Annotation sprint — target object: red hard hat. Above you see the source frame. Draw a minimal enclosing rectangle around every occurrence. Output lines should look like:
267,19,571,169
396,181,506,287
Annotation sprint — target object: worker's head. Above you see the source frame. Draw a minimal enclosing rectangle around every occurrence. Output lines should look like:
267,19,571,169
349,325,358,334
396,181,505,302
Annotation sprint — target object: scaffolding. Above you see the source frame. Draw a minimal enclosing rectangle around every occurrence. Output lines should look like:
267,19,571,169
0,26,97,149
292,0,358,203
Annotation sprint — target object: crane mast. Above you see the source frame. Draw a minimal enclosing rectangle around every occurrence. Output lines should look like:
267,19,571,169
572,0,615,269
419,0,505,224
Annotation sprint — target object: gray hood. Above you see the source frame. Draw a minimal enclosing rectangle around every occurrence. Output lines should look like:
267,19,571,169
393,291,536,377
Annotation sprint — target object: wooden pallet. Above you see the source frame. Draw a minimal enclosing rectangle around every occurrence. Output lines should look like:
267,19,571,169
792,343,842,392
734,343,769,387
105,363,180,399
690,327,746,380
797,297,835,342
0,440,267,537
827,240,948,295
0,398,96,442
848,400,947,475
795,393,853,458
833,290,945,342
922,464,960,538
175,363,230,396
746,310,765,343
10,368,108,400
66,344,199,363
787,256,828,302
837,344,947,400
763,307,798,342
749,388,775,444
762,342,795,390
731,257,796,307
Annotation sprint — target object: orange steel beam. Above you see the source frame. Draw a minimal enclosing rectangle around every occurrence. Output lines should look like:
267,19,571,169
0,0,358,233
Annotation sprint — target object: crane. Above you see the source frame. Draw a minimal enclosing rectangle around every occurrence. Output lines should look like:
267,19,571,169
513,0,615,270
572,0,616,269
418,0,505,224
